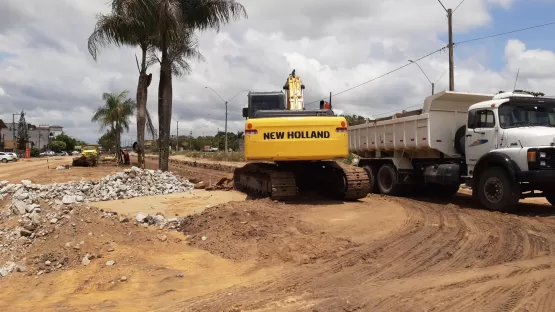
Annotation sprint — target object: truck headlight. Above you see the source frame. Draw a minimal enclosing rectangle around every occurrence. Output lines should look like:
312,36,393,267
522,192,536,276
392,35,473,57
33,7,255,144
540,152,547,158
540,161,546,166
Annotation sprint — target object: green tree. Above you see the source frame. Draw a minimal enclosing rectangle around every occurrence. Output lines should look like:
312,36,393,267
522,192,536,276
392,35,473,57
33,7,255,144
16,111,29,150
51,140,67,152
54,132,78,151
98,129,118,152
342,114,370,126
88,6,158,169
109,0,247,171
91,90,137,164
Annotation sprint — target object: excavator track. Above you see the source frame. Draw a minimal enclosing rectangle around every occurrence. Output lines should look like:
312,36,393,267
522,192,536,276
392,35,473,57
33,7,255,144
233,163,298,200
233,161,370,201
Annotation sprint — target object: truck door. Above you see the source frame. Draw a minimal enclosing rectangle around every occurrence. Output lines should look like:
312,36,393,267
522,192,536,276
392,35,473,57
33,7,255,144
466,109,496,175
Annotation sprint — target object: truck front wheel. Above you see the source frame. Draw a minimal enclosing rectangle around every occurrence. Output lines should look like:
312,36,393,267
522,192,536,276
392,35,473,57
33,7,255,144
377,163,403,196
476,167,520,212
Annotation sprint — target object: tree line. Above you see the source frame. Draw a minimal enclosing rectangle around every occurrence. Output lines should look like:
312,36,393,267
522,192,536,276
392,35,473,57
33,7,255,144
87,0,247,170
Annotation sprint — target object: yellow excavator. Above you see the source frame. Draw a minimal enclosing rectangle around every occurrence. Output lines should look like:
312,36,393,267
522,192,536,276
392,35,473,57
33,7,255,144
234,70,370,200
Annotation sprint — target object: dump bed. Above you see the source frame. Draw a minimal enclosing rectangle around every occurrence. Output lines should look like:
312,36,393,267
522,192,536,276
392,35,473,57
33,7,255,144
348,91,493,156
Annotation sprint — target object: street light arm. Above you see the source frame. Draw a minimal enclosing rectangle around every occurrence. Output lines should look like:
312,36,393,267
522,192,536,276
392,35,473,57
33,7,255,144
436,0,448,12
205,86,226,104
228,90,249,103
409,60,432,84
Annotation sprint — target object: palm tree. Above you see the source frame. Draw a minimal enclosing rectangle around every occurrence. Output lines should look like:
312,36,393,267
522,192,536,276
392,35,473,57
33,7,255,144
110,0,248,171
92,90,155,164
88,9,156,169
147,29,205,77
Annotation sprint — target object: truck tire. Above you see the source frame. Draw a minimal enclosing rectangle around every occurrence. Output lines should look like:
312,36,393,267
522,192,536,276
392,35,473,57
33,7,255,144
363,165,379,193
377,163,402,196
476,167,520,212
454,126,466,156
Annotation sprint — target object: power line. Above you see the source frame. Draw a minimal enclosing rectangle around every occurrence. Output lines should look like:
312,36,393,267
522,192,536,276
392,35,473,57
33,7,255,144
305,45,449,106
305,20,555,106
455,20,555,45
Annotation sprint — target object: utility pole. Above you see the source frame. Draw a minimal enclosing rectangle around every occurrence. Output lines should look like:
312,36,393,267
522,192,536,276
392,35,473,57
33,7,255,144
224,101,228,153
205,87,249,154
176,120,179,151
447,8,454,91
436,0,463,91
329,92,332,109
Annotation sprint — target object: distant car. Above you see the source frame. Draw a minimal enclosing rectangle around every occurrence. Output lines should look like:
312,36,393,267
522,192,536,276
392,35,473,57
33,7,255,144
0,152,16,163
71,151,80,155
5,152,18,161
55,151,68,156
40,151,55,157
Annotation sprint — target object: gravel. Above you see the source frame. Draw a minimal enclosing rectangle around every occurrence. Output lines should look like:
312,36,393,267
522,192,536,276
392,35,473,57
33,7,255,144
0,166,193,278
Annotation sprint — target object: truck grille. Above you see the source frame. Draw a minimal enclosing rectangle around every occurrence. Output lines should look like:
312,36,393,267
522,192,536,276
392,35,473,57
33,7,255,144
538,148,555,169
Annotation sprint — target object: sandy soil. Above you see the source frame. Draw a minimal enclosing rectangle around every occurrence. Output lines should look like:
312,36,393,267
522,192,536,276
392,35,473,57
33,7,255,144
2,156,555,312
0,157,121,184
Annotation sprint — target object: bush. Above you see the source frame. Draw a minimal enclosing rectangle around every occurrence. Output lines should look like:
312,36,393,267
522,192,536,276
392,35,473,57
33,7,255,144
30,148,41,157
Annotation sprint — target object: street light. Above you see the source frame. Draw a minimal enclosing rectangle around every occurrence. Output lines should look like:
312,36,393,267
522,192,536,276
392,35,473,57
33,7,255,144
171,117,179,151
204,87,248,153
409,60,451,95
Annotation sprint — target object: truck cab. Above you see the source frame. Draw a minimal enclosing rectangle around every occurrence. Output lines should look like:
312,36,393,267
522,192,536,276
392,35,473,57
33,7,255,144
464,92,555,209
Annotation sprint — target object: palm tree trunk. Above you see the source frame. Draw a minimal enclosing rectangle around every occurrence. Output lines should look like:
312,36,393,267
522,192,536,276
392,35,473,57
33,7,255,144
136,46,148,169
116,123,122,166
158,33,172,172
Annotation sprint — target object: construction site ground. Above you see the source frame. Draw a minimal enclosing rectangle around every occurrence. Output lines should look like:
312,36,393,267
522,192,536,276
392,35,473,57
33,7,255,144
1,156,555,311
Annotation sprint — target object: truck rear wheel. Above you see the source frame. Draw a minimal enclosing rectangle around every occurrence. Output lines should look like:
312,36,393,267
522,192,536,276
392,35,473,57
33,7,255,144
476,167,520,212
363,165,379,193
377,163,402,196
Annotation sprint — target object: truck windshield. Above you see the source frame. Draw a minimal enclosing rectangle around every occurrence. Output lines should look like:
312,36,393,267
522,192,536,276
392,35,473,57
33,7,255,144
498,102,555,128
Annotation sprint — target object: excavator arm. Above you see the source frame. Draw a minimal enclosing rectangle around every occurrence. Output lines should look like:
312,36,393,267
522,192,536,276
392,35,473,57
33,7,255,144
283,69,306,111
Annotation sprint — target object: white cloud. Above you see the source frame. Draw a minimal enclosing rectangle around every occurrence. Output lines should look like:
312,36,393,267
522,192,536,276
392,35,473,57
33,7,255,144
0,0,554,143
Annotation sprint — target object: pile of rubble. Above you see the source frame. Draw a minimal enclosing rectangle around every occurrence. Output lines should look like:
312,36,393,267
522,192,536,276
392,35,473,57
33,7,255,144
0,166,194,205
0,166,194,278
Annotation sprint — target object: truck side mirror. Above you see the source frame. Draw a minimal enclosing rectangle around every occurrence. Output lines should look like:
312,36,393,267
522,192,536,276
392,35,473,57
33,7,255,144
242,107,248,118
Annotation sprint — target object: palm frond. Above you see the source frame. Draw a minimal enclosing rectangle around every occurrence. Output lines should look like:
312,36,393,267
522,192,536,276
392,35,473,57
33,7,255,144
179,0,248,32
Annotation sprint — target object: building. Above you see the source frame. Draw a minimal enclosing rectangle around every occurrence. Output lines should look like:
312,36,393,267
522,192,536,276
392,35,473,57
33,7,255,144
0,120,63,151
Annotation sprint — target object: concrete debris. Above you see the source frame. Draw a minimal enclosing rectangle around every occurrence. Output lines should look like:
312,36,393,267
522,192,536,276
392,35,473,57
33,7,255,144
0,166,194,207
0,167,194,279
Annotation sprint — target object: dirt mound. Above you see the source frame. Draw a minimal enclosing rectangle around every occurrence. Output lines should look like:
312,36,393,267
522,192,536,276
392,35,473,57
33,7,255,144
178,199,358,265
0,197,182,278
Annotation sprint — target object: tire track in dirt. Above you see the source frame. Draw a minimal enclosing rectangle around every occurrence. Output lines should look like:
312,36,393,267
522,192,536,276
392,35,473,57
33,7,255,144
138,156,555,311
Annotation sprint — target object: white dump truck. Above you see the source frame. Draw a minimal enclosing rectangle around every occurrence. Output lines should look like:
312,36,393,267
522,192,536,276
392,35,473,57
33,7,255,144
349,91,555,211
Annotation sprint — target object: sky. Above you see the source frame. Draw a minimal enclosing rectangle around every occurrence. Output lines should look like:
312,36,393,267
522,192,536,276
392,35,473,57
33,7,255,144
1,0,555,144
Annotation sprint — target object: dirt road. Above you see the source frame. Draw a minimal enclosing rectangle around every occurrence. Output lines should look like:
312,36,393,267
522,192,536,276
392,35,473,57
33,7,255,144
175,194,555,312
0,157,120,184
2,156,555,311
